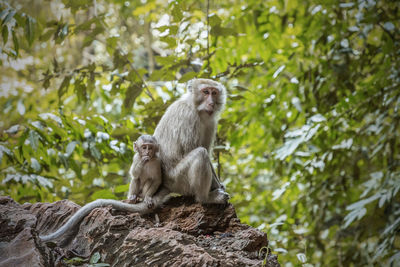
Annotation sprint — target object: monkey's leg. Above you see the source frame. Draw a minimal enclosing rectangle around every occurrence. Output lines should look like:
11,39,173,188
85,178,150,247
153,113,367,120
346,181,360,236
209,161,225,190
127,178,140,201
151,187,172,208
170,147,229,204
142,179,161,208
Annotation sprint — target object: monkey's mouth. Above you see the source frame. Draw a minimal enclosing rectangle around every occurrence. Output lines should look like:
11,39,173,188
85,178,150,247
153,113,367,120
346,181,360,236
206,110,214,116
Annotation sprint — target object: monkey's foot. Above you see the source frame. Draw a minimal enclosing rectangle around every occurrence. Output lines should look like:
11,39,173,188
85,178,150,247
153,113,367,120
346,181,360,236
128,195,138,204
144,197,154,209
207,188,230,204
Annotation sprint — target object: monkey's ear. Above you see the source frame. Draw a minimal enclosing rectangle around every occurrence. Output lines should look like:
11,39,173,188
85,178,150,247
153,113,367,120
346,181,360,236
133,142,138,152
187,78,196,93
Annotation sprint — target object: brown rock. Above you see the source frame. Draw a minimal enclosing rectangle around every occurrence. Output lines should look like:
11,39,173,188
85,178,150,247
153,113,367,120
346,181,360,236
0,196,280,266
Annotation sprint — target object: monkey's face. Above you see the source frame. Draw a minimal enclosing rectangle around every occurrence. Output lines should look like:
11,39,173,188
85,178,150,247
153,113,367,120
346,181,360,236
197,86,220,116
138,143,157,159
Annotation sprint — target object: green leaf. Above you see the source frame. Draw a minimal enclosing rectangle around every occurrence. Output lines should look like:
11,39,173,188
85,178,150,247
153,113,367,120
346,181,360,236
69,159,82,179
25,16,35,46
31,157,41,172
346,194,380,211
89,142,101,160
132,2,156,16
124,83,143,109
2,10,16,26
296,253,307,263
29,130,40,152
159,36,176,48
344,207,367,228
43,77,51,89
115,184,129,193
211,25,236,37
58,76,71,99
90,252,101,264
229,94,245,100
59,153,69,169
2,26,8,45
66,141,77,157
55,23,69,44
168,25,178,35
0,9,8,19
208,13,222,27
12,30,19,56
155,55,176,65
106,36,118,51
62,23,68,36
91,189,116,200
39,28,56,42
171,4,183,22
75,16,100,32
234,85,248,92
179,71,197,83
383,217,400,236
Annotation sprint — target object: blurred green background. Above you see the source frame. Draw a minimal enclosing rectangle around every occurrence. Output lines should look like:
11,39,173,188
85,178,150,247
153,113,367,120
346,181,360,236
1,0,399,265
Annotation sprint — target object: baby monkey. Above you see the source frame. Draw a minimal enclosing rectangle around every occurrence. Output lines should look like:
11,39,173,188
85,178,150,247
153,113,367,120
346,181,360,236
128,135,162,208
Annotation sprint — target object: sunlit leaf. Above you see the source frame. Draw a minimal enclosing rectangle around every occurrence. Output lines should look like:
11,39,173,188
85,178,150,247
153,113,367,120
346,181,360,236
2,25,8,45
31,157,41,172
91,189,116,200
124,83,143,109
12,30,18,56
208,13,222,27
29,130,40,152
179,71,197,83
66,141,77,157
171,4,183,22
58,76,71,99
25,16,35,46
1,9,16,26
296,253,307,263
210,25,236,37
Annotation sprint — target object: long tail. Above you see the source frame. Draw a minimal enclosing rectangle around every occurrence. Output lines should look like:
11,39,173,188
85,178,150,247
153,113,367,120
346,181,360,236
39,199,153,242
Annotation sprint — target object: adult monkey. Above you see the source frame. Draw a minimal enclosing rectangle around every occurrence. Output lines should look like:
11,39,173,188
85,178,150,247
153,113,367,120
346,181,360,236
153,78,229,204
39,78,228,242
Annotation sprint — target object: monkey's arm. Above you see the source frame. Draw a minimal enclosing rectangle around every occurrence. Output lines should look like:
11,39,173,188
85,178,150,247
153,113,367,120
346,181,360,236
129,154,144,178
209,160,225,190
39,191,171,242
128,154,143,199
127,177,141,200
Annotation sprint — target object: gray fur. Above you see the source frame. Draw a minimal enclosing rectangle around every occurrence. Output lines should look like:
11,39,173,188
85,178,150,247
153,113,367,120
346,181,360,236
128,135,162,207
154,78,229,203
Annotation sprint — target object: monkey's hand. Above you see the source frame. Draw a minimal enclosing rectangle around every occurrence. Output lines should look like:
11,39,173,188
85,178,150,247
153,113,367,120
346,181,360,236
141,156,151,164
144,196,154,209
211,188,230,204
128,194,138,203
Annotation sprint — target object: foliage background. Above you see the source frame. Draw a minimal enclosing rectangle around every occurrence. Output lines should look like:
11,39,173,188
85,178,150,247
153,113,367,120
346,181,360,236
0,0,399,265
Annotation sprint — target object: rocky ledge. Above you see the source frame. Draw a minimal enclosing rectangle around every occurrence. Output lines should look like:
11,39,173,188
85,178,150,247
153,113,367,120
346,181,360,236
0,196,279,266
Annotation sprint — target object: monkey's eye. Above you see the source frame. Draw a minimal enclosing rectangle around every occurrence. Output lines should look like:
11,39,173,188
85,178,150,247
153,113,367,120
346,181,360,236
203,90,210,95
212,91,217,96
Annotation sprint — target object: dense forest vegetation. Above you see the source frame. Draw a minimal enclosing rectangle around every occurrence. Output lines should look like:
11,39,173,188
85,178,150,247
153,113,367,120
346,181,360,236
0,0,399,265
